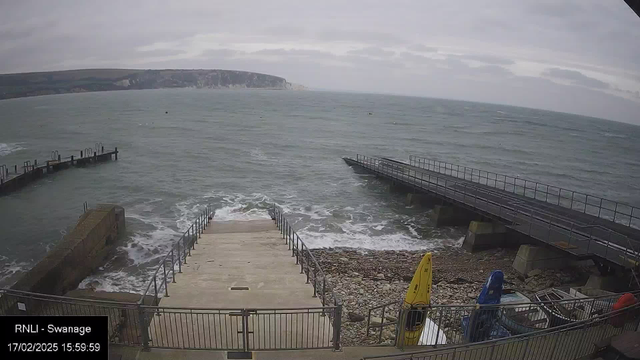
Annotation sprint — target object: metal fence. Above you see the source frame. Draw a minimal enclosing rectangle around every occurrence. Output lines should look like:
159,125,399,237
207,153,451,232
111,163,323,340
138,205,213,305
362,302,640,360
0,288,144,346
143,305,340,351
366,290,640,349
408,155,640,230
268,204,342,309
352,155,640,270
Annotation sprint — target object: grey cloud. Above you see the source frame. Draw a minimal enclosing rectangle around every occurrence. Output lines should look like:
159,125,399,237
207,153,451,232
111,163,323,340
528,1,581,17
347,47,395,58
250,49,337,59
137,49,186,57
315,30,405,46
473,65,514,77
407,44,438,53
450,54,515,65
201,49,240,58
542,68,610,89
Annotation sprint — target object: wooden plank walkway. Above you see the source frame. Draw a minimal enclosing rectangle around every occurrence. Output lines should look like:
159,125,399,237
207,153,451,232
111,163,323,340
344,156,640,269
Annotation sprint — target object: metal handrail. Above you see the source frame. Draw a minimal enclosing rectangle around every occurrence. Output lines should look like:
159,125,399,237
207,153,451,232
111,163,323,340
353,155,640,269
138,205,214,305
408,155,639,229
363,301,640,359
268,204,342,308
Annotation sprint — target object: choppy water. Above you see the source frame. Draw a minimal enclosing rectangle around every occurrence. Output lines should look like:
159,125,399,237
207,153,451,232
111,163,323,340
1,89,639,292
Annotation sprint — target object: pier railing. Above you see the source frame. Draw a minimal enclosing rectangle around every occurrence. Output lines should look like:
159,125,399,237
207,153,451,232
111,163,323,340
352,155,640,269
408,155,640,230
138,205,214,305
362,302,640,360
366,290,640,348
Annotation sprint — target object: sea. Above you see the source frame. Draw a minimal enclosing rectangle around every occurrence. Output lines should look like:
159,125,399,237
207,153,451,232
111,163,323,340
1,89,639,292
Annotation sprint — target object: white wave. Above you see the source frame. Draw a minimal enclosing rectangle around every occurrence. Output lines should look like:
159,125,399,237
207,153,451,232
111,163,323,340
121,212,180,265
603,132,627,139
0,142,25,156
79,270,149,294
0,259,31,284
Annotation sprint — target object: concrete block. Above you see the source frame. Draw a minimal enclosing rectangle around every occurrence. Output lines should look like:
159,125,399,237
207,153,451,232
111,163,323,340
11,204,126,295
585,274,628,293
430,205,476,227
406,193,437,207
462,221,506,252
512,245,573,275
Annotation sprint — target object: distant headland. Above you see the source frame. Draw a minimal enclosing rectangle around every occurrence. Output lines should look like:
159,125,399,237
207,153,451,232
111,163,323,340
0,68,306,100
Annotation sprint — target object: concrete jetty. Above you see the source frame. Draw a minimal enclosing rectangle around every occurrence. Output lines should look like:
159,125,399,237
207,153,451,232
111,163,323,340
147,219,333,350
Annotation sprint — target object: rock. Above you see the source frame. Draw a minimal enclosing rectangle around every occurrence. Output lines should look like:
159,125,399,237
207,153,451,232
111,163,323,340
402,275,413,282
340,257,349,262
385,315,398,323
467,292,476,299
358,288,365,295
527,269,542,277
348,312,365,322
382,284,391,291
370,317,383,326
382,329,395,340
375,273,385,280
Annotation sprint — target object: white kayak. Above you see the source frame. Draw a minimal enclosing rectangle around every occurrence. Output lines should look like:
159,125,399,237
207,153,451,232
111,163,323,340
418,318,447,345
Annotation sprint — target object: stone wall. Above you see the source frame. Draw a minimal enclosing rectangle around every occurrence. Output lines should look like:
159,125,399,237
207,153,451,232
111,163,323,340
11,204,125,295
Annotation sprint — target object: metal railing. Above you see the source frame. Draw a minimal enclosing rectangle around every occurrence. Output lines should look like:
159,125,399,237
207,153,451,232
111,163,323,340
268,204,342,309
408,155,640,230
142,305,339,351
268,204,343,349
138,205,213,305
367,290,639,348
352,155,640,269
0,288,144,346
362,302,640,360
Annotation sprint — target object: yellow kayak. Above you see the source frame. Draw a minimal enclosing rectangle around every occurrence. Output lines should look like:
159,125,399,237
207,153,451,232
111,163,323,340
399,252,433,346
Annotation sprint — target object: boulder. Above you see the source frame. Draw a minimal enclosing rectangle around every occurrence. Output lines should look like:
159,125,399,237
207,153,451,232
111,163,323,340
348,312,365,322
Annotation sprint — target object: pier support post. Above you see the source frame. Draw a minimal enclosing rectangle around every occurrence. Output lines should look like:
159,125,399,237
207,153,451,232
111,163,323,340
430,205,476,227
71,156,74,166
406,193,437,207
512,245,579,275
115,147,118,160
462,221,506,252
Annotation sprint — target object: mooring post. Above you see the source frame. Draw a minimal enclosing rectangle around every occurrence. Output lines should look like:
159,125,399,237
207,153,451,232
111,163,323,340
14,165,17,173
34,159,37,167
94,152,97,162
101,146,104,154
115,147,118,160
80,150,83,158
70,155,74,166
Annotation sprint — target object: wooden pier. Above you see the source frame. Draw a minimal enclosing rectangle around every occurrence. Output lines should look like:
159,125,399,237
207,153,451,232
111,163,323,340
0,146,118,195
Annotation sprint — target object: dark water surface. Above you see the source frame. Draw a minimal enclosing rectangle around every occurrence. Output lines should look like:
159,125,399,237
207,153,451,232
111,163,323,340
1,89,639,291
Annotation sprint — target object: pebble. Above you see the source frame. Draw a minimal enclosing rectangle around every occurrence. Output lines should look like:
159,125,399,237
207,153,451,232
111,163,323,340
310,247,591,347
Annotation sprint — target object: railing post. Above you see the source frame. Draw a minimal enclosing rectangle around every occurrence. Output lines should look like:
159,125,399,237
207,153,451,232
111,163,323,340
322,277,327,306
171,250,176,283
163,261,169,297
333,303,342,351
177,241,182,273
153,275,159,306
138,305,150,350
312,267,318,297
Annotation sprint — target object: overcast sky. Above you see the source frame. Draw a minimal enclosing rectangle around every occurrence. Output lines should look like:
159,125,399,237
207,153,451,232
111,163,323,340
1,0,639,124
